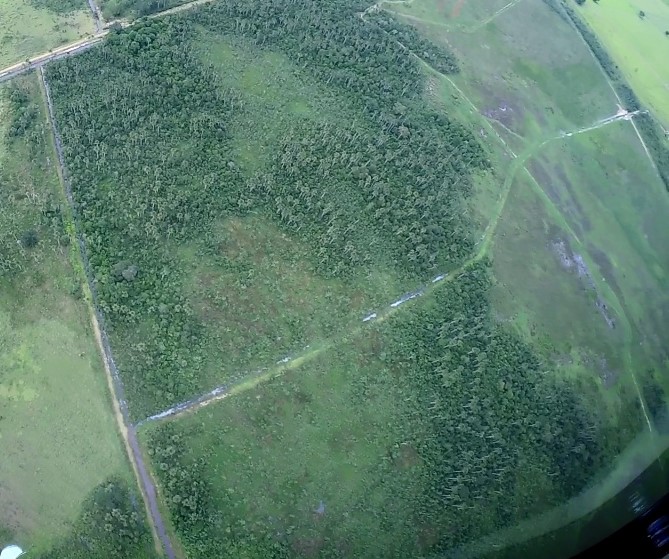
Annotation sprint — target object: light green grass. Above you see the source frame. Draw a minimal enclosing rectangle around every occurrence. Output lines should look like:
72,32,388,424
0,0,93,69
0,75,129,552
577,0,669,129
174,215,402,390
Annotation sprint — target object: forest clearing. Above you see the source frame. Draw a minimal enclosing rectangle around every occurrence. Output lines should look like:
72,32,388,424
1,0,669,558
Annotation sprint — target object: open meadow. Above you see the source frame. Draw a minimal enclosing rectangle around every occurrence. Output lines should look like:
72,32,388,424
575,0,669,129
0,74,153,558
0,0,93,69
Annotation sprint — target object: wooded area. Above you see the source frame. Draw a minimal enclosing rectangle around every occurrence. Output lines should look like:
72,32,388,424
46,1,486,417
41,0,653,556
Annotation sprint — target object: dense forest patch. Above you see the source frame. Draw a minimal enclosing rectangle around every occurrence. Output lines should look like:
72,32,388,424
46,2,488,417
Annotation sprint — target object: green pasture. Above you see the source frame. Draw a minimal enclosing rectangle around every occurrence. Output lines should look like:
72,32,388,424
577,0,669,129
98,0,192,20
392,0,618,139
0,0,93,69
0,76,130,552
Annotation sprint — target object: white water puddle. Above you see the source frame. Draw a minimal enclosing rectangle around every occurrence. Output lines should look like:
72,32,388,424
276,356,291,364
1,546,24,559
432,274,446,283
362,313,377,322
390,290,423,308
141,385,229,424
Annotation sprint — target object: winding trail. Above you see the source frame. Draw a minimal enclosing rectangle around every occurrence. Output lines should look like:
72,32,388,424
39,68,177,559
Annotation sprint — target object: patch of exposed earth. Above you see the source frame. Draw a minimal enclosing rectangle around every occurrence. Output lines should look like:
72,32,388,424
550,237,616,330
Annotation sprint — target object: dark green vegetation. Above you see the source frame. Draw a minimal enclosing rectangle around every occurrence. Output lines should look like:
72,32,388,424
44,0,669,556
46,1,487,418
143,265,644,557
99,0,183,19
35,478,156,559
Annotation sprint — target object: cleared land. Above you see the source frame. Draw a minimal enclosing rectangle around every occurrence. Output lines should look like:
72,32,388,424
0,0,94,69
576,0,669,129
0,74,153,557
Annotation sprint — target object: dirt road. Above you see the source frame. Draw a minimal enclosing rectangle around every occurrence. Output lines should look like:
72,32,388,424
39,67,177,559
0,0,218,85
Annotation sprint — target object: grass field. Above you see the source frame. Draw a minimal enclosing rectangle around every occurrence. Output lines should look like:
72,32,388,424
0,75,133,553
0,0,93,69
576,0,669,129
98,0,189,19
141,264,644,556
